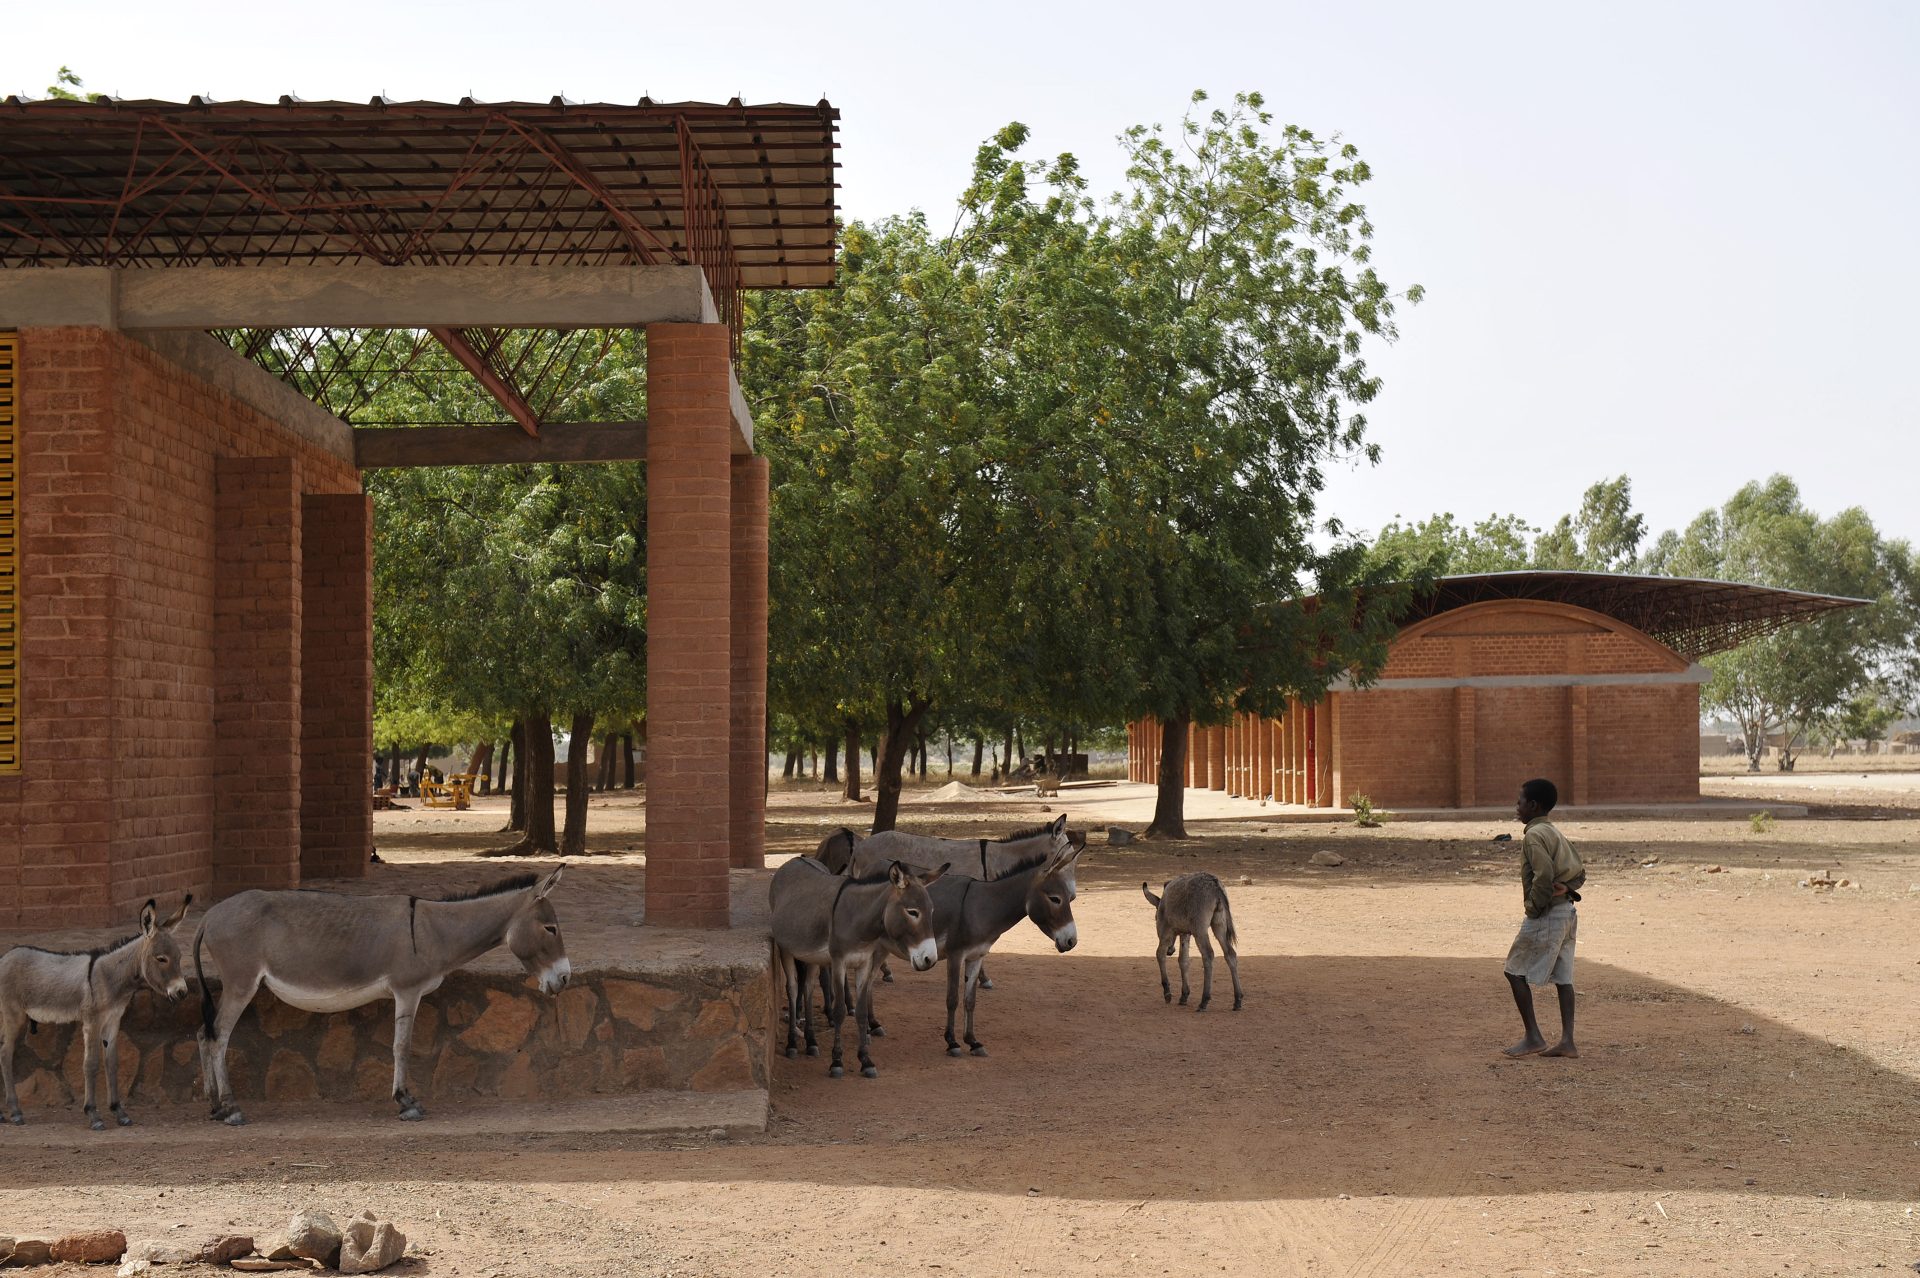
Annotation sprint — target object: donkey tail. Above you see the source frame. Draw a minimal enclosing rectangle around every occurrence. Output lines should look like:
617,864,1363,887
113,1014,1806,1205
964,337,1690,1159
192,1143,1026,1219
1141,881,1162,907
194,925,215,1039
1215,899,1239,949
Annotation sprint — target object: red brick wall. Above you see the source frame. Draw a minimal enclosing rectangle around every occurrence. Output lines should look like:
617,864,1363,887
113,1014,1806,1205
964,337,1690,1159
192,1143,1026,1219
1586,684,1700,802
643,324,733,928
728,455,768,871
301,493,373,880
1334,688,1458,808
0,328,363,929
213,455,302,895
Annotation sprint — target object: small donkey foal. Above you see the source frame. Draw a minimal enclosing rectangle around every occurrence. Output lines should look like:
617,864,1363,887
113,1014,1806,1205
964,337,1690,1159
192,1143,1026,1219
1,895,193,1128
1142,874,1243,1011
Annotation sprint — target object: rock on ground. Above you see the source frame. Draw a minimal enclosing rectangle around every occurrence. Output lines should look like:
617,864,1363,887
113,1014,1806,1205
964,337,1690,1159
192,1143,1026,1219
9,1239,52,1265
1310,850,1346,867
337,1211,407,1274
270,1210,340,1266
127,1238,200,1264
51,1229,128,1263
200,1235,255,1264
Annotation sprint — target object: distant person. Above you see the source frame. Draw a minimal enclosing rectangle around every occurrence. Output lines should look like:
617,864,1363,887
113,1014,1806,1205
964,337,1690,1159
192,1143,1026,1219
1502,777,1584,1059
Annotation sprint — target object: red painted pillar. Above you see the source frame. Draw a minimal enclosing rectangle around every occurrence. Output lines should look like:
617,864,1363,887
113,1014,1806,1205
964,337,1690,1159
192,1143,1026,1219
729,454,768,869
645,323,733,928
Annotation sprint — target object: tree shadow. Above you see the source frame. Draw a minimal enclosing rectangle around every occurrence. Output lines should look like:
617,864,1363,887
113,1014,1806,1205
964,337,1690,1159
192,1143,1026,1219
4,955,1909,1207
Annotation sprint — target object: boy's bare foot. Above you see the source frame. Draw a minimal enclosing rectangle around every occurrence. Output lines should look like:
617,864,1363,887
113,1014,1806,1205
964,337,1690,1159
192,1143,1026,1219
1540,1041,1579,1058
1502,1037,1548,1058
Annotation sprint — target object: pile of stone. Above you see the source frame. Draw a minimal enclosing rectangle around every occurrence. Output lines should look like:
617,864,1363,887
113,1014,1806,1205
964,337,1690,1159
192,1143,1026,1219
2,1209,407,1275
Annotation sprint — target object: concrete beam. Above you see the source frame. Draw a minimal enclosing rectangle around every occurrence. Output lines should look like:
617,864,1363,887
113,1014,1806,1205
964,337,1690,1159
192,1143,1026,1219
0,264,719,330
354,421,648,469
1327,665,1713,692
729,367,755,455
127,331,355,463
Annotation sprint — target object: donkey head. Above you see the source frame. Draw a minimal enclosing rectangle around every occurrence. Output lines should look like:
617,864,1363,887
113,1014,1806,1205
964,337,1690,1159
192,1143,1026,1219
504,865,571,995
137,895,193,1001
883,861,947,972
1027,845,1084,952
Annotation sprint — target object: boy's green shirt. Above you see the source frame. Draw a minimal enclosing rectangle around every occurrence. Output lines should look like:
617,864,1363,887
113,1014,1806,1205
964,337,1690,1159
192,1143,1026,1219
1521,817,1585,919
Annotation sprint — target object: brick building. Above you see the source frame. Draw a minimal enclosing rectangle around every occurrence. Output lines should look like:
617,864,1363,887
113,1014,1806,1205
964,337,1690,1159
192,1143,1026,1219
1127,572,1864,811
0,98,838,929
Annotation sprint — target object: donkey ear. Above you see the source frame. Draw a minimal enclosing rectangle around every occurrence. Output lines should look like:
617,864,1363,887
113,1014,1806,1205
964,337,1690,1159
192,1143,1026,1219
1050,813,1067,836
887,861,908,889
162,894,193,930
140,899,159,936
535,864,565,899
919,861,951,887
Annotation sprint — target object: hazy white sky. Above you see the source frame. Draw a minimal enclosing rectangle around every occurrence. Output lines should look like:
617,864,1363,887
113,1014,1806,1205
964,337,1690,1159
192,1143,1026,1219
12,1,1918,548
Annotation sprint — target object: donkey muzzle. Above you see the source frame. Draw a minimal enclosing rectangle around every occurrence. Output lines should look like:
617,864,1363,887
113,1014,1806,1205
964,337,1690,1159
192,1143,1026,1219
539,958,573,995
1053,922,1078,953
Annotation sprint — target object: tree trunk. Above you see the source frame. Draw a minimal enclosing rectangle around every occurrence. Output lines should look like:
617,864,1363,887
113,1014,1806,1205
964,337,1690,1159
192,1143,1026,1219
1145,712,1193,839
506,719,529,833
842,719,864,802
824,737,840,785
521,711,559,853
468,742,494,796
1002,724,1015,778
562,710,595,856
596,732,617,791
871,697,931,834
1742,716,1765,773
946,734,954,777
783,748,799,780
411,744,431,794
621,733,636,789
971,734,984,777
496,734,513,794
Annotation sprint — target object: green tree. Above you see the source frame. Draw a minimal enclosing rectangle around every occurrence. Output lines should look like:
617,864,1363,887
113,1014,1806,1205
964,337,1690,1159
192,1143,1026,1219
1371,512,1536,575
1083,92,1421,837
1532,476,1646,571
1651,476,1918,771
44,67,83,100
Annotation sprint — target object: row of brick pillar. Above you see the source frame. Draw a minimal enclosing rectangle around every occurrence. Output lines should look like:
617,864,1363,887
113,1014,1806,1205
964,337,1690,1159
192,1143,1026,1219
1125,704,1335,808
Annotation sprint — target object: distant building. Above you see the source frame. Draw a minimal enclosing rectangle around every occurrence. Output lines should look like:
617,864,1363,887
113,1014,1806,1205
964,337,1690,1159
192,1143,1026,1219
1129,572,1865,809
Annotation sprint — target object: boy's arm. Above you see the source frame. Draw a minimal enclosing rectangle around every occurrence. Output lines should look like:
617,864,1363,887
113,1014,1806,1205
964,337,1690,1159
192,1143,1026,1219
1523,830,1556,917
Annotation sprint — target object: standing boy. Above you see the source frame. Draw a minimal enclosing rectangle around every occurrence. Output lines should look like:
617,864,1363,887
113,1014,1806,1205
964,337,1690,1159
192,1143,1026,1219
1502,777,1584,1059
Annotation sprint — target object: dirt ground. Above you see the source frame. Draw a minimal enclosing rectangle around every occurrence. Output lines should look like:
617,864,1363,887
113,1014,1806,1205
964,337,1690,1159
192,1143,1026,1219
5,779,1920,1277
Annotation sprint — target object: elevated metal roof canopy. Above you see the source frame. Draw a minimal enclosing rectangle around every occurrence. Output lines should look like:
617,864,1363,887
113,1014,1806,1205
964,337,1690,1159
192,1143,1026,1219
0,96,840,439
1404,571,1871,661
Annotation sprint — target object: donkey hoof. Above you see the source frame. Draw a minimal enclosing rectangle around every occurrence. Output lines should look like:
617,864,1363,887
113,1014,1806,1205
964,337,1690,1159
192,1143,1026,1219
860,1064,878,1079
979,977,995,991
828,1064,844,1079
880,971,894,984
116,1112,134,1127
969,1044,989,1058
1233,1000,1244,1011
6,1112,23,1126
1162,991,1173,1003
946,1044,963,1058
89,1117,106,1132
399,1106,426,1122
1178,994,1190,1005
222,1111,248,1127
868,1024,886,1038
784,1046,798,1059
804,1045,819,1058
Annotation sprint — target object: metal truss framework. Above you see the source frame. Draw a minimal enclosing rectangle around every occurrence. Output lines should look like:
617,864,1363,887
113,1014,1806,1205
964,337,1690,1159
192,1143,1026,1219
0,98,840,431
1404,571,1871,661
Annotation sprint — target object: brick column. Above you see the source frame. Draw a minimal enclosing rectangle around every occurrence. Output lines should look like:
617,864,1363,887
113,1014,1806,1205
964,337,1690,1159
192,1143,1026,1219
1454,686,1477,808
1567,685,1590,807
301,492,372,880
1207,726,1226,791
213,456,302,896
1315,699,1333,808
645,324,732,927
1327,693,1344,810
728,454,768,870
4,329,117,927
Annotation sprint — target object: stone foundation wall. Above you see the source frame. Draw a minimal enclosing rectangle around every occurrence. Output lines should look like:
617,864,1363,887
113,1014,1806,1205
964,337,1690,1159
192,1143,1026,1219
5,961,774,1114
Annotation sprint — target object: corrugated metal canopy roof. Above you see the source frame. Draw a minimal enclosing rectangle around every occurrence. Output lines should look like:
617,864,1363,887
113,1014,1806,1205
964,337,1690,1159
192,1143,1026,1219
1405,571,1871,661
0,96,839,288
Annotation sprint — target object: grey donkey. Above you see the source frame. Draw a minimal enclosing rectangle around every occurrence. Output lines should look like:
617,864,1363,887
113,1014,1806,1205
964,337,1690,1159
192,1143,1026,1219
769,857,945,1078
1142,873,1243,1011
1,895,193,1128
194,866,568,1124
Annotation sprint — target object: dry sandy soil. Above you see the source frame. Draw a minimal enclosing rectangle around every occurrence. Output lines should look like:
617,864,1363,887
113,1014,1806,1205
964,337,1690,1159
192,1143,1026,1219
4,778,1919,1277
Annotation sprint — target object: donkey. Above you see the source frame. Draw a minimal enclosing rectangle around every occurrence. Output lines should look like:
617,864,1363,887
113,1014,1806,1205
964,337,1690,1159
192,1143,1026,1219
769,857,945,1078
1,895,193,1129
870,841,1084,1058
1142,873,1243,1011
848,814,1082,990
194,866,568,1125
